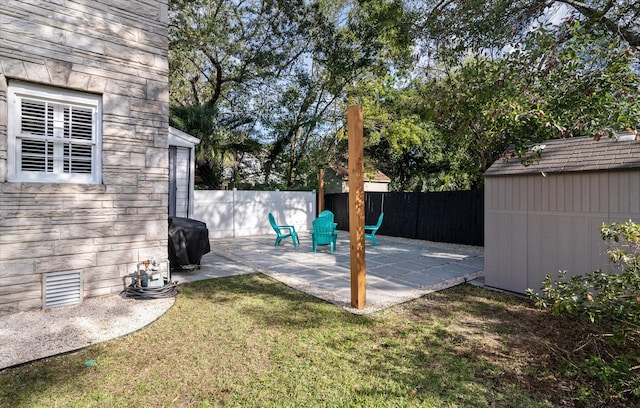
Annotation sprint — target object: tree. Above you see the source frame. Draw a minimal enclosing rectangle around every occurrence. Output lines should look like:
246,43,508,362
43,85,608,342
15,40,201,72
169,0,309,108
168,0,639,191
404,3,640,188
168,0,310,188
559,0,640,47
519,19,640,137
169,0,415,190
260,0,416,189
416,0,640,56
336,75,467,191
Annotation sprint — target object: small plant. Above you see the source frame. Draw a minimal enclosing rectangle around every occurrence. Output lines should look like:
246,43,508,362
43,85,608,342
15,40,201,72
528,220,640,401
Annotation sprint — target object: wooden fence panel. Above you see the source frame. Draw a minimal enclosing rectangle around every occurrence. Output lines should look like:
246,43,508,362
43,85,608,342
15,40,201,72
325,190,484,246
364,193,384,227
415,190,484,245
325,193,349,231
378,193,421,238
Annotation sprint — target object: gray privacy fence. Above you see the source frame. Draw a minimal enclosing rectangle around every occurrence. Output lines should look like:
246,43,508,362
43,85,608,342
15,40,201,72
324,190,484,246
192,189,316,238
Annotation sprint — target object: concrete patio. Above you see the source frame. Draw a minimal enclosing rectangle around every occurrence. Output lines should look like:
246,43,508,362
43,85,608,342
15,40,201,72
173,233,485,314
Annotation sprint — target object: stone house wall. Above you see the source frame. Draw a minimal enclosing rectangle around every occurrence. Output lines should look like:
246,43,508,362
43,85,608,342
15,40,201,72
0,0,169,315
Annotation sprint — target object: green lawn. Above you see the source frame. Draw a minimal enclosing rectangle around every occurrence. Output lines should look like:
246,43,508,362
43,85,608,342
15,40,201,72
0,274,635,407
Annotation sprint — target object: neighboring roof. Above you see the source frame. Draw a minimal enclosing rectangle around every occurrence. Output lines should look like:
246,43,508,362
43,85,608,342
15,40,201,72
328,162,391,182
169,126,201,148
484,136,640,177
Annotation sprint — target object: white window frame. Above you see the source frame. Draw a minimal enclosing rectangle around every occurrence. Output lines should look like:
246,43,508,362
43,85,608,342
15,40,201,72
7,81,102,184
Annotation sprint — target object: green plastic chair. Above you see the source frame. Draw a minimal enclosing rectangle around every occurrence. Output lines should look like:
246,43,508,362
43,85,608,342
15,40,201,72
310,217,339,254
268,213,299,247
364,213,384,246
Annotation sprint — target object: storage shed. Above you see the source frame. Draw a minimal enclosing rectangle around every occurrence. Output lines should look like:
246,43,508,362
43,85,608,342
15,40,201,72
484,136,640,294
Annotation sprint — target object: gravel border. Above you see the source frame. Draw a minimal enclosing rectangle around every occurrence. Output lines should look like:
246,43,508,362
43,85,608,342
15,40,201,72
0,295,174,370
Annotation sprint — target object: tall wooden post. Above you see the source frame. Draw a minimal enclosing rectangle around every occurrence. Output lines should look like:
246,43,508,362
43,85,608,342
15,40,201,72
317,167,325,213
347,105,366,309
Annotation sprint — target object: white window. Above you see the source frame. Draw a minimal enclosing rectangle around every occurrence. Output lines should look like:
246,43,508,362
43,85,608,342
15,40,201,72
7,81,102,184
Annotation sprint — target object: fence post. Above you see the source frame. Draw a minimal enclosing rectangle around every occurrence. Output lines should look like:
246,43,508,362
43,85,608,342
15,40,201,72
348,105,366,309
318,167,325,214
232,188,237,237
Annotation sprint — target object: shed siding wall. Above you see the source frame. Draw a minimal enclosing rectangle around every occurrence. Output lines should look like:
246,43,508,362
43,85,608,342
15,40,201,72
485,171,639,294
0,1,169,315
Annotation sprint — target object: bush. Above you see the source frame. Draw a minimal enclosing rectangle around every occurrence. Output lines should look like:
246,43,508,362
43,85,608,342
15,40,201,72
528,220,640,402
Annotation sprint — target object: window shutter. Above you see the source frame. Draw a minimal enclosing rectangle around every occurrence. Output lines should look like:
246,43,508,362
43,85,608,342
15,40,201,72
63,106,94,174
20,100,54,172
18,100,97,175
8,81,102,184
20,99,50,136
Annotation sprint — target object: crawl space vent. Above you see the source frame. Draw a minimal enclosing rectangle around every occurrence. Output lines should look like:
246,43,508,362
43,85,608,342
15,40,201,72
43,271,83,308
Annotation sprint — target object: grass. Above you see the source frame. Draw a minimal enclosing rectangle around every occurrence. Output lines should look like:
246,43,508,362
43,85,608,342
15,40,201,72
0,273,637,407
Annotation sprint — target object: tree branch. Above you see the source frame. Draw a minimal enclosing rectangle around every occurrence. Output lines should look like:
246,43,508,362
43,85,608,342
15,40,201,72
190,76,200,106
559,0,640,46
203,51,224,107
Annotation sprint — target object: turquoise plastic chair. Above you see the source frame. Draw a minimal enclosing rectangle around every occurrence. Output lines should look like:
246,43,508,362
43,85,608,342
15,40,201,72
318,210,338,230
364,213,384,246
318,210,334,222
268,213,299,247
310,217,339,254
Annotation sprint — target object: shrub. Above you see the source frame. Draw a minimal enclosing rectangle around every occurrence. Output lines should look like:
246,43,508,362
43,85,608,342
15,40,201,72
528,220,640,402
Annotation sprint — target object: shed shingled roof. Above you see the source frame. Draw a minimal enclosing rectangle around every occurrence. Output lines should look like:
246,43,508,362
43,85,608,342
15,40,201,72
484,136,640,177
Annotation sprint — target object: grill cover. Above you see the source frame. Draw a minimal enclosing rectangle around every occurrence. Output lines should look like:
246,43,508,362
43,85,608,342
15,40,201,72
168,217,211,271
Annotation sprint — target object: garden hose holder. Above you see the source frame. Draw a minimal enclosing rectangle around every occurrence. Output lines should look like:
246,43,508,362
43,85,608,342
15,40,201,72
121,258,178,299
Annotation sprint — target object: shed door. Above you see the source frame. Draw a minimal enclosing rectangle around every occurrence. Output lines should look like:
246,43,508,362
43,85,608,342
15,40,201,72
169,146,191,218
